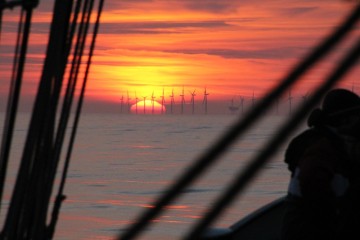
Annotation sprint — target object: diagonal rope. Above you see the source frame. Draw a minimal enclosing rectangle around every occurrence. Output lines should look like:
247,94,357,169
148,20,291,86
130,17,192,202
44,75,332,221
1,1,73,238
118,4,360,240
186,35,360,239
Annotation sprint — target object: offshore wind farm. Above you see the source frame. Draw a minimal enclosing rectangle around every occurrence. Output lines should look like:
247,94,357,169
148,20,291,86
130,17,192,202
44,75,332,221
114,87,356,115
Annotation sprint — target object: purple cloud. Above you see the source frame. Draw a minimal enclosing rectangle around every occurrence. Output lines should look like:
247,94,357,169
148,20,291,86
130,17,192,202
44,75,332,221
98,21,232,35
163,47,307,59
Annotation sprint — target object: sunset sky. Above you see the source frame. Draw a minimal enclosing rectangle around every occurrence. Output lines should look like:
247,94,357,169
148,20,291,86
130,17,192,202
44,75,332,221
0,0,359,112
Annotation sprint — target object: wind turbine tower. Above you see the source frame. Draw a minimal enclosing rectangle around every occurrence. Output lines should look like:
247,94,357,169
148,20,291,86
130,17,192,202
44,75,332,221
127,91,131,113
190,89,196,114
288,89,293,115
180,87,185,114
252,91,256,108
135,91,139,114
170,89,175,114
240,96,245,114
203,87,209,114
229,98,238,114
161,88,165,114
120,95,124,113
151,91,156,114
143,96,147,114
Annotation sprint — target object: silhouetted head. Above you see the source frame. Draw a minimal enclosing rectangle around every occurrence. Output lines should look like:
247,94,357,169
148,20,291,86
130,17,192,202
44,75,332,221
323,89,360,117
308,89,360,136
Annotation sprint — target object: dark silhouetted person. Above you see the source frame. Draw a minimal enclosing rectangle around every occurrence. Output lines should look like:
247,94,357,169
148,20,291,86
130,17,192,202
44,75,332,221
281,88,360,240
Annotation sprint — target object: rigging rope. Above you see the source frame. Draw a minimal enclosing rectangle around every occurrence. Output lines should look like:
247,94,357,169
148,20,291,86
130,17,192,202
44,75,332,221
41,0,95,232
1,0,74,238
48,0,104,237
0,0,36,216
0,0,104,238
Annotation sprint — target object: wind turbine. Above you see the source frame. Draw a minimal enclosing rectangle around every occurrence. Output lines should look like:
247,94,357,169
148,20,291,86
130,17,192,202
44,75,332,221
127,91,131,113
170,88,175,114
180,86,185,114
251,91,256,109
288,89,293,115
120,95,124,113
190,89,196,114
151,91,156,114
229,98,238,114
202,87,209,114
143,96,147,114
275,97,279,115
240,96,245,114
161,88,165,114
135,91,139,114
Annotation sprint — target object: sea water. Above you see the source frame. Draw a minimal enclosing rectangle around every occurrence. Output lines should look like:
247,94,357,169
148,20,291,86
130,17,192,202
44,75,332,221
0,113,305,239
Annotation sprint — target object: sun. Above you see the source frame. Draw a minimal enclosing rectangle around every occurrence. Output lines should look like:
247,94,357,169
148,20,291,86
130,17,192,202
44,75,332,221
130,100,166,114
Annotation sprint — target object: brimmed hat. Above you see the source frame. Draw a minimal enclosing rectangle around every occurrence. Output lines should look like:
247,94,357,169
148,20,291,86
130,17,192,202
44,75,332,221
307,88,360,127
322,88,360,118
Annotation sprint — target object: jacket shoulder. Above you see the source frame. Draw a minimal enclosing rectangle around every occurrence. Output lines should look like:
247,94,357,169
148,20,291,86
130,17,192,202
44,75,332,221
285,128,323,172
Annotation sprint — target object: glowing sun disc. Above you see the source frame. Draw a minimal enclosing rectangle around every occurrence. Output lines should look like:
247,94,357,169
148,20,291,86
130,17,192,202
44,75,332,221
130,100,166,114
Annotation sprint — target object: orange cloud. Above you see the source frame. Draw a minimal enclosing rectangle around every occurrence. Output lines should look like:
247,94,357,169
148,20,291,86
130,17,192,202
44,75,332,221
1,0,359,110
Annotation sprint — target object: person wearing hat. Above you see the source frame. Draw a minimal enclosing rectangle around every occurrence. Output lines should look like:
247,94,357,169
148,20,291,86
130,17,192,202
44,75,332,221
281,88,360,240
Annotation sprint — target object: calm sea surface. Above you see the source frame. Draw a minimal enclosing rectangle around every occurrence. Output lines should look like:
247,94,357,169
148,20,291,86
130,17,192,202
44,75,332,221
0,113,305,239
